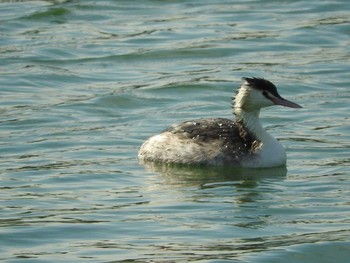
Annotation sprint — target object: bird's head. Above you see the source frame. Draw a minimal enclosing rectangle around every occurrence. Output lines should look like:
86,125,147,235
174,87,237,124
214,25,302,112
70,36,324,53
234,77,302,111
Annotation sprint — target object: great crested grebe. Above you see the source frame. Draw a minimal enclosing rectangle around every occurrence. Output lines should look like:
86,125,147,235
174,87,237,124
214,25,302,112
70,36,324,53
138,77,302,168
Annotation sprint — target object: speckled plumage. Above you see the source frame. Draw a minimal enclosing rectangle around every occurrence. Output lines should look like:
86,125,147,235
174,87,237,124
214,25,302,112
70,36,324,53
160,118,260,165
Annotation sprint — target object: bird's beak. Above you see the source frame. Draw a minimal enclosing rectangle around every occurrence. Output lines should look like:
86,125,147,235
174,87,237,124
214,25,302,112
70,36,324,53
271,96,302,108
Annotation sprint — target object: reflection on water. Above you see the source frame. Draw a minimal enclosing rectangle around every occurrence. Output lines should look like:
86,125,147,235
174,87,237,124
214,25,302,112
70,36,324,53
142,162,287,188
142,162,288,232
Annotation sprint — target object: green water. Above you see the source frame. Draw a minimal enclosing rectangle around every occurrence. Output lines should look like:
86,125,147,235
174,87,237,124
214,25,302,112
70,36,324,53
1,0,349,262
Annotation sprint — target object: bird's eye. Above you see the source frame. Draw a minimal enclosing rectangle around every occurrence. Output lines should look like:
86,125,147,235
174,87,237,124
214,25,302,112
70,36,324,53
262,91,268,98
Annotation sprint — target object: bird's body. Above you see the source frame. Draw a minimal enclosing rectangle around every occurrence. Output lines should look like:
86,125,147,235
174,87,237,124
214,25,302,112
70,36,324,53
138,78,302,168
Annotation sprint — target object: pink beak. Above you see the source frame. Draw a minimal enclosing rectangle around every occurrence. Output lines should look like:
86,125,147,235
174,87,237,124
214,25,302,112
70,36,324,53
271,96,302,108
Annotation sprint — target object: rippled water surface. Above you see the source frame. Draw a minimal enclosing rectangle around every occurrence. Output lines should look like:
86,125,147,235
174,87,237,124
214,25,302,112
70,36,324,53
1,0,349,262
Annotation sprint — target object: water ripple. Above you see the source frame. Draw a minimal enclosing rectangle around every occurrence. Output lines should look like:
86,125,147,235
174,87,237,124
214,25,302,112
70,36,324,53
0,0,349,262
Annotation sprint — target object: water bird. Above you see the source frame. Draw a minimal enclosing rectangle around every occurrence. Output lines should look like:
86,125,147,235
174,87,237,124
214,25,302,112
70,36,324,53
138,78,302,168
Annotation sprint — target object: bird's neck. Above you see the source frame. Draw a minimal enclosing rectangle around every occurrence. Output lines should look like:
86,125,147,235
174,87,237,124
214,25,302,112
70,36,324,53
234,107,271,145
233,85,268,140
234,107,267,140
232,85,287,167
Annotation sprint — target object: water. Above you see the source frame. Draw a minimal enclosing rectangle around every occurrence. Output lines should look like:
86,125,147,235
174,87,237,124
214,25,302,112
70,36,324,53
0,0,349,262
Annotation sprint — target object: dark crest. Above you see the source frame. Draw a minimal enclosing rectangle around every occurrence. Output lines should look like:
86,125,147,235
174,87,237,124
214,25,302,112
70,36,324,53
243,77,281,98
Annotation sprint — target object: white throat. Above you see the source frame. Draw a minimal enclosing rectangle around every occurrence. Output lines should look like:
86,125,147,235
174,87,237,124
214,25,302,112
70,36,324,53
234,107,266,140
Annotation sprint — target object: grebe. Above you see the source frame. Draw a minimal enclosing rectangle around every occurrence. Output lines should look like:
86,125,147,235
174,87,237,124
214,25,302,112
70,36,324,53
138,78,302,168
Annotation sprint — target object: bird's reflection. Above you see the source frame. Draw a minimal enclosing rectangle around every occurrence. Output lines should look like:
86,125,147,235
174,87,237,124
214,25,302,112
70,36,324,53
141,162,287,189
141,163,288,230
